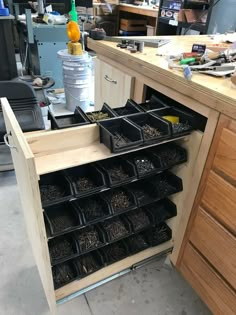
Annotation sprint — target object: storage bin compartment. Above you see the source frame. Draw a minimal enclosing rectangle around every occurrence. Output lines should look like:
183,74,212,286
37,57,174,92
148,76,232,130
125,208,151,232
101,217,131,242
125,234,149,254
101,241,129,265
148,143,187,169
75,195,111,225
44,202,83,237
109,99,142,117
152,107,194,136
97,157,137,188
49,234,79,265
127,180,158,207
52,261,78,289
145,199,177,224
151,171,183,199
98,118,143,153
135,94,169,112
82,103,116,123
48,108,90,130
102,188,137,214
144,223,172,246
125,150,162,178
64,164,107,198
128,113,171,144
39,172,73,207
73,225,106,254
74,251,104,277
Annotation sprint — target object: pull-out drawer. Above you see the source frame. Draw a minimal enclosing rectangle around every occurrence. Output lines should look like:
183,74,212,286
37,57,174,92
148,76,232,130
181,243,236,315
189,208,236,290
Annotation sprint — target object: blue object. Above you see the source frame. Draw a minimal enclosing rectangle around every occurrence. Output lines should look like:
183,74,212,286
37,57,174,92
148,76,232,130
183,66,192,81
51,11,60,15
0,0,9,16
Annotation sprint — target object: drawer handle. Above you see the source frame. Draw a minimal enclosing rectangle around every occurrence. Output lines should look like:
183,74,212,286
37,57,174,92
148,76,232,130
104,75,117,84
4,132,17,150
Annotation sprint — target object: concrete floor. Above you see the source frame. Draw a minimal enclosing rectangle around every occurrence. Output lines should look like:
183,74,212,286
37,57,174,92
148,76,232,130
0,171,211,315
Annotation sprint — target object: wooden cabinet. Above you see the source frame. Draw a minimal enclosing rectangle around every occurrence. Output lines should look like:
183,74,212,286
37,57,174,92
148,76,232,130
178,115,236,314
94,58,134,110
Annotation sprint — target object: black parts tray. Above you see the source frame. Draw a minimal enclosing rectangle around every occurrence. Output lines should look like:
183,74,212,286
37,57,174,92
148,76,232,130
135,94,169,112
74,195,112,225
102,187,137,215
98,117,143,153
49,234,79,265
97,157,137,188
74,250,104,278
147,143,187,169
44,201,83,237
52,260,78,289
81,103,116,123
39,172,73,207
125,208,151,233
101,216,132,243
108,99,142,117
48,107,90,130
125,234,149,254
145,199,177,225
127,112,171,144
125,150,163,179
152,107,194,136
64,164,107,198
143,223,172,247
151,171,183,199
73,225,106,255
101,240,129,265
127,180,158,207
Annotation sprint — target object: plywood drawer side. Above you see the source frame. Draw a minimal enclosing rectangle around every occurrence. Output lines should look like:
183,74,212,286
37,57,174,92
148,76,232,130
201,170,236,234
180,243,236,315
189,208,236,290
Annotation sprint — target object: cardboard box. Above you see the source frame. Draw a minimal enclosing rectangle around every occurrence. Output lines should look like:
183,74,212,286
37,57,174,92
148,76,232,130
120,19,147,32
146,25,155,36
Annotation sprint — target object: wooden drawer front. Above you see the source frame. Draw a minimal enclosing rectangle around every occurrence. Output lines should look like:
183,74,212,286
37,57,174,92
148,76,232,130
202,171,236,234
181,243,236,315
213,127,236,182
189,208,236,289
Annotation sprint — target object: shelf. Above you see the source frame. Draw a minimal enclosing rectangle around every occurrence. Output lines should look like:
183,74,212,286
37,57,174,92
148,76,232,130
55,240,173,301
25,124,188,176
178,22,206,33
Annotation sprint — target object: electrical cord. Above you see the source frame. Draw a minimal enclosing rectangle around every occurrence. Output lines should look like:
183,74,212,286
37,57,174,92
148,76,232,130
183,0,222,35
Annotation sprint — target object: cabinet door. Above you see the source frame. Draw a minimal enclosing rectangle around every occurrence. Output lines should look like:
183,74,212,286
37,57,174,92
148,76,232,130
94,58,135,110
177,115,236,315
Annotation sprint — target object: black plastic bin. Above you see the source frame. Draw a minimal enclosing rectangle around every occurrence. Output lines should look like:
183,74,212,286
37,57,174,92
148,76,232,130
151,171,183,199
101,241,129,265
52,260,78,289
127,112,171,144
145,199,177,225
44,201,83,237
98,117,143,153
97,157,137,188
74,251,104,278
64,164,107,198
125,208,151,233
127,180,158,207
74,195,112,225
135,94,169,112
73,225,106,254
125,150,162,179
152,107,195,136
49,234,79,265
101,216,132,243
39,172,73,207
148,143,187,169
125,234,149,254
81,103,116,123
102,187,137,214
143,223,172,246
48,107,90,130
109,99,142,117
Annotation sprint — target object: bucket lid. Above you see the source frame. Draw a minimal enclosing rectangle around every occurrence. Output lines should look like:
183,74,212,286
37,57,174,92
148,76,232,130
57,49,90,61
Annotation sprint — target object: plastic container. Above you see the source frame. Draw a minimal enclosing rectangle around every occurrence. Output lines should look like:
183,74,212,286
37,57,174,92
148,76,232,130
127,180,159,207
97,157,137,188
101,216,132,243
108,99,142,117
127,112,171,144
81,103,116,123
102,188,137,215
145,199,177,225
48,108,90,130
52,260,78,289
101,240,129,265
74,251,104,278
151,171,183,199
57,50,92,112
147,143,187,169
64,164,107,198
135,94,169,112
39,172,73,207
49,234,79,265
125,234,149,254
98,118,143,153
73,225,106,255
143,223,172,246
125,208,151,233
74,195,112,225
44,201,83,237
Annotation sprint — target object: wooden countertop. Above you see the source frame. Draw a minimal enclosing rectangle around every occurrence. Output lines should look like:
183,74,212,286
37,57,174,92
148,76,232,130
88,35,236,119
119,4,159,17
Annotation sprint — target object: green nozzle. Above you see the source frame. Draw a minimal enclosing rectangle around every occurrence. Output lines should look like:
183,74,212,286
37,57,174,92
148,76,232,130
69,0,78,22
